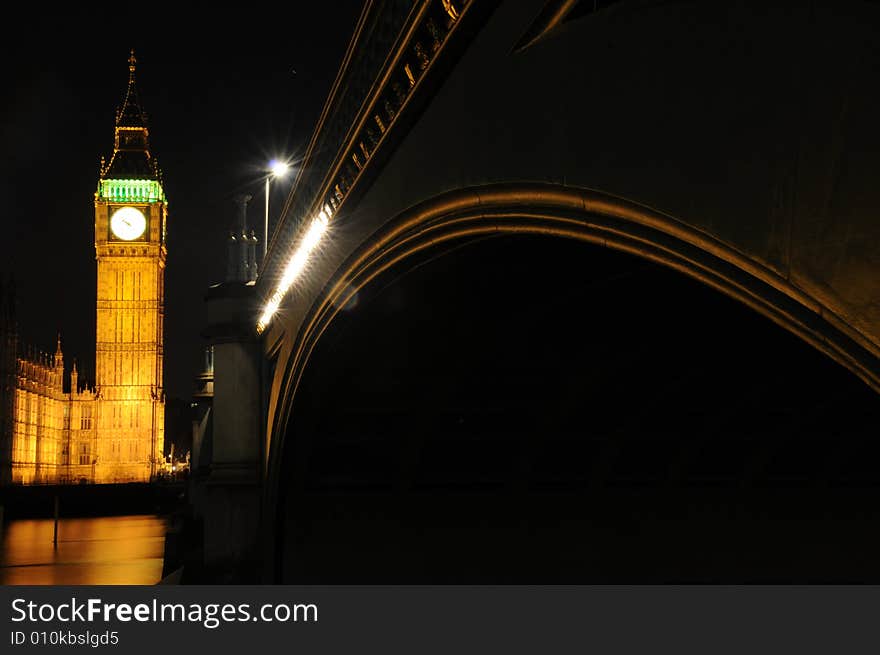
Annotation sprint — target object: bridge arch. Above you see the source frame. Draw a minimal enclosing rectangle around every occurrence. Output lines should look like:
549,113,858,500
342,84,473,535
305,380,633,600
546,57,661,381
265,182,880,580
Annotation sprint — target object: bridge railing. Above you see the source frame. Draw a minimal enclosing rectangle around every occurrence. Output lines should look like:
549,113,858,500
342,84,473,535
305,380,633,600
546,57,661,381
257,0,490,332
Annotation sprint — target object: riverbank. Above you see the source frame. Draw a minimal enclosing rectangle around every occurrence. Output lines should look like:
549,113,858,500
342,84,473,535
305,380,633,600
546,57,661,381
0,482,186,520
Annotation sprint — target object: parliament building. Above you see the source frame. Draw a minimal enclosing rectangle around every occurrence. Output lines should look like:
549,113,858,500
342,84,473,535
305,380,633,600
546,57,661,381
0,52,166,484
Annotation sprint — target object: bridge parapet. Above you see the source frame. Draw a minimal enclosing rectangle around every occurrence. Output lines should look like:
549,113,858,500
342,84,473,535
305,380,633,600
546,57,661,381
259,0,488,327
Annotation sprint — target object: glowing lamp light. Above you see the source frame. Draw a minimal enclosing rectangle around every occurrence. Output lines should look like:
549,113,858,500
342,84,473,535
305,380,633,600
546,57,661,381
256,212,330,333
269,159,290,178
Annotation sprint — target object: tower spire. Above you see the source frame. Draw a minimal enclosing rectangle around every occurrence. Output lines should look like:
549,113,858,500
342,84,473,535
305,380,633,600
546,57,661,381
117,48,146,128
102,50,157,181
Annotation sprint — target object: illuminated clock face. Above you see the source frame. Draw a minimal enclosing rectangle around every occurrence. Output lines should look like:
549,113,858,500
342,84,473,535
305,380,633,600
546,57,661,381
110,207,147,241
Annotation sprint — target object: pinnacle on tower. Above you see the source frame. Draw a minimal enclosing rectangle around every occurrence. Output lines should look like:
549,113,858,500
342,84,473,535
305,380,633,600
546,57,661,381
54,332,63,369
70,357,79,394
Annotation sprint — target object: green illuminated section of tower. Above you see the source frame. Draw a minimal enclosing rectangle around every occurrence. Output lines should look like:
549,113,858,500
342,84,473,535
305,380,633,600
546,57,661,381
98,179,166,203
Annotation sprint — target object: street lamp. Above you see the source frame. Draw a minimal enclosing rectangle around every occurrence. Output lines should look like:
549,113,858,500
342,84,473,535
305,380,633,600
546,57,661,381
264,159,291,260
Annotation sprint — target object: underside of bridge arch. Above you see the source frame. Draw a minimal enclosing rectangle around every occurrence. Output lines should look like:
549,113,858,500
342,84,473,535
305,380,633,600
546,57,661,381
270,185,880,582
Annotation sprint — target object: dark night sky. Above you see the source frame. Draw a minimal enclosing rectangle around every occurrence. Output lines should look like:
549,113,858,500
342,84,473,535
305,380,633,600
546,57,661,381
0,2,364,401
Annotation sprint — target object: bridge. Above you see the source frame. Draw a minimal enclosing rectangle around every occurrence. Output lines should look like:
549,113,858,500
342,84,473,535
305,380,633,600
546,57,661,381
191,0,880,583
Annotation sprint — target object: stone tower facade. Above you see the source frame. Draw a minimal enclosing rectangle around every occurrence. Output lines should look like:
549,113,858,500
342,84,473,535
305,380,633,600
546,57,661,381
92,50,167,483
0,52,167,485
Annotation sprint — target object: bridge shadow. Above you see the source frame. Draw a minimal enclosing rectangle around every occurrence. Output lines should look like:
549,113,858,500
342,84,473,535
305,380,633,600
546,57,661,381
277,234,879,583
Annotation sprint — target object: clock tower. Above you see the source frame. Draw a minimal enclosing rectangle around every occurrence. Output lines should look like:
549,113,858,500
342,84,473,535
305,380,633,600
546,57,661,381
93,50,166,482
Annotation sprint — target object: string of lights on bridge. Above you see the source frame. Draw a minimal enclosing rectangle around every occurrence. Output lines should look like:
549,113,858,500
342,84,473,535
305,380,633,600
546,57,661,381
255,202,330,334
255,0,467,335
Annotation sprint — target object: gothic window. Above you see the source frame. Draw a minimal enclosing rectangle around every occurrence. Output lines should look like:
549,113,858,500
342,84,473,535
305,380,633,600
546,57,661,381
80,405,92,430
78,442,90,465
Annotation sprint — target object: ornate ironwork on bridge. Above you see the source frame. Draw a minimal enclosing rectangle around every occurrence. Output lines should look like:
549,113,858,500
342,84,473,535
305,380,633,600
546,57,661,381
257,0,486,332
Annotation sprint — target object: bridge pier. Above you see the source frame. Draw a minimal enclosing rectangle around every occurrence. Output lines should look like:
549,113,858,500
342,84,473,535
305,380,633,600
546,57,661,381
192,283,263,580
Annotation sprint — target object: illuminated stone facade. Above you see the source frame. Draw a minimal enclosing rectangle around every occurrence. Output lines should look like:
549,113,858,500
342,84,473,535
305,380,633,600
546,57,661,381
2,339,97,485
0,51,166,484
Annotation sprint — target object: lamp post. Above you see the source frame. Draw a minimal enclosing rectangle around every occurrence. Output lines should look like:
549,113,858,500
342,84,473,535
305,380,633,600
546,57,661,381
264,159,290,260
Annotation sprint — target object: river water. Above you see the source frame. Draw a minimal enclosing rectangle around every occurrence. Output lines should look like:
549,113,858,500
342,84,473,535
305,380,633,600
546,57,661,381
0,515,168,585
